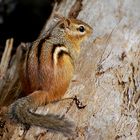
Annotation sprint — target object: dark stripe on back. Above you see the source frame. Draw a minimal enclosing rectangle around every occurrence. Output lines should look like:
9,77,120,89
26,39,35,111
36,39,45,64
25,43,32,92
57,50,69,59
26,43,32,65
51,44,71,65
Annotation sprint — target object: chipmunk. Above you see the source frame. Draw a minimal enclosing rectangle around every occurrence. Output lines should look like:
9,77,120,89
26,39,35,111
8,16,92,136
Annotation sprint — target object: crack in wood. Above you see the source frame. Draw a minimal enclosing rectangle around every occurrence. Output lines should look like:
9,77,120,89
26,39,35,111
73,96,87,109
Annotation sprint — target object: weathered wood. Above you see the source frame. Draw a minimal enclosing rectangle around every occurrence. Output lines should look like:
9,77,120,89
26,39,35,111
0,41,24,106
0,0,140,139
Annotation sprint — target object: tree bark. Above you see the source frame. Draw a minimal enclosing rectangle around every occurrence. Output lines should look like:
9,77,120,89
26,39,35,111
0,0,140,139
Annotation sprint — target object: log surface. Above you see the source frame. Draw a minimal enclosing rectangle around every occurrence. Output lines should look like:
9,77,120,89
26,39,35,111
0,0,140,139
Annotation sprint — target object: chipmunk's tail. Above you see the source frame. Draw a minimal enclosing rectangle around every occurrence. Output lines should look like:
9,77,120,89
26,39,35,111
8,91,74,137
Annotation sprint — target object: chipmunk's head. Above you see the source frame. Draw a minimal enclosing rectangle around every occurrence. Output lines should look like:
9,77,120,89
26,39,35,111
58,18,93,44
51,15,93,45
66,18,92,40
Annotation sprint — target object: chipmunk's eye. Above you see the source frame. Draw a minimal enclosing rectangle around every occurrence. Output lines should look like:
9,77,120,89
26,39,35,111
77,25,85,32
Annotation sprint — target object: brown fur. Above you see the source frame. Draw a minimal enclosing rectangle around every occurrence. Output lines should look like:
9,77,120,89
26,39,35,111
8,17,93,137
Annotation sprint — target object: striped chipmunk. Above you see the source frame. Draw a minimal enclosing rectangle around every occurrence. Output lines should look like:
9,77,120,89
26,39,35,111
8,15,93,137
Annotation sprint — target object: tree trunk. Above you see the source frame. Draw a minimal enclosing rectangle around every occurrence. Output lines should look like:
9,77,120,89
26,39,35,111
0,0,140,139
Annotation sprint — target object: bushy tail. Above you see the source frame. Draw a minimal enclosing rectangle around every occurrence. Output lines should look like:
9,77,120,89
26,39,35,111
8,92,74,137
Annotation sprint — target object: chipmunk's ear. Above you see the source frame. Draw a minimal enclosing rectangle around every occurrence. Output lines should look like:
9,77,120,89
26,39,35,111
58,19,70,29
64,19,70,27
53,13,70,28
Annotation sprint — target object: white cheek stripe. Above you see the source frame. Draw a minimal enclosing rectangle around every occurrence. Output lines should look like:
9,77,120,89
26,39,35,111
53,46,68,65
